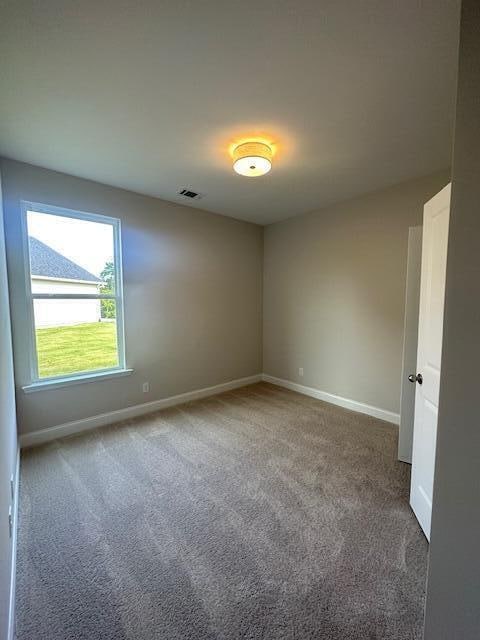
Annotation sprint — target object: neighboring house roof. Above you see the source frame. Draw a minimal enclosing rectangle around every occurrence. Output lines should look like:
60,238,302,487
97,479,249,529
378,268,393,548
29,237,102,283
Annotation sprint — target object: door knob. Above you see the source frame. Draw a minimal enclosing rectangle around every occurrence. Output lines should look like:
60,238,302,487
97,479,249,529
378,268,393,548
408,373,423,385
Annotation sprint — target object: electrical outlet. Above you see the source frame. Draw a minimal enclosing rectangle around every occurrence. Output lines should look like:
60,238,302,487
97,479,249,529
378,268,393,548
142,382,150,393
299,368,304,377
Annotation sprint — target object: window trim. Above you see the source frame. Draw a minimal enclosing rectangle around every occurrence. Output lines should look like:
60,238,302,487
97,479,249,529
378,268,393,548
22,368,134,393
20,200,128,386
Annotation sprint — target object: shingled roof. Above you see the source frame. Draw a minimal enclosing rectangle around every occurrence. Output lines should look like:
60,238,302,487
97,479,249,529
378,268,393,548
29,236,102,283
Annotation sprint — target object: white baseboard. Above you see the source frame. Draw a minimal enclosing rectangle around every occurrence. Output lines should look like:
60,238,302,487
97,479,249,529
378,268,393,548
19,374,263,448
8,447,20,640
19,372,398,448
262,374,400,425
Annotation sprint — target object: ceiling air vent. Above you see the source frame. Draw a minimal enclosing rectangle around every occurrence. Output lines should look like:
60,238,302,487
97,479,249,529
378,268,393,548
178,188,202,200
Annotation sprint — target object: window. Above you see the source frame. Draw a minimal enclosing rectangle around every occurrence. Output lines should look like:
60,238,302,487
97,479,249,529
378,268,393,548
22,202,127,386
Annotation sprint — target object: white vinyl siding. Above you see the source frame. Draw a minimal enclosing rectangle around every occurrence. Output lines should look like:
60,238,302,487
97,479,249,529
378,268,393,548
31,277,101,327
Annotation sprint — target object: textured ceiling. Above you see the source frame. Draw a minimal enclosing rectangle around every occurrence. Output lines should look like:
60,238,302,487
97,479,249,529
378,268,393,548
0,1,460,224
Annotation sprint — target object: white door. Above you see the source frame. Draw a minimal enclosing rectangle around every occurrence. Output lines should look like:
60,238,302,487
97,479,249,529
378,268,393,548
410,183,451,540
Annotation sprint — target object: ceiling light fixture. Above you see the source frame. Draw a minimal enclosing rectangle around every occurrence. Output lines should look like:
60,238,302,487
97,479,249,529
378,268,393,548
232,142,272,177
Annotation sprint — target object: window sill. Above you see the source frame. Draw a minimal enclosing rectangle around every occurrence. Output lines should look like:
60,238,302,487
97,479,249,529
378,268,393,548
22,368,133,394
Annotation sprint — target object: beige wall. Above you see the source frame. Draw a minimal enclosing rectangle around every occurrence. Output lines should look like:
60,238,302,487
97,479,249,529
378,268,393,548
424,1,480,637
1,159,263,435
263,171,449,415
0,170,17,640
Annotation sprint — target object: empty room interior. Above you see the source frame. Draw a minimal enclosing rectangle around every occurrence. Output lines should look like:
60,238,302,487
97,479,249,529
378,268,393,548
0,1,479,639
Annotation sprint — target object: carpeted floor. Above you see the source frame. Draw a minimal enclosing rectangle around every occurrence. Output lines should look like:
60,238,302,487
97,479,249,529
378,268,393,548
16,382,427,639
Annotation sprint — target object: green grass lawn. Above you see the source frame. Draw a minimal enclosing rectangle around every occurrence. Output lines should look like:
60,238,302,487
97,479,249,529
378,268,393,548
36,322,118,378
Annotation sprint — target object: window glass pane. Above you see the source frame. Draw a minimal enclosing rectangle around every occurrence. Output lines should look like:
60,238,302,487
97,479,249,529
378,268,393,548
34,299,118,378
27,210,116,293
25,206,123,380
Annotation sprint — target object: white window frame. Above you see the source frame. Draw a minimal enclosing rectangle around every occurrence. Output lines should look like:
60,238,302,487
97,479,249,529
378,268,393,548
20,201,129,390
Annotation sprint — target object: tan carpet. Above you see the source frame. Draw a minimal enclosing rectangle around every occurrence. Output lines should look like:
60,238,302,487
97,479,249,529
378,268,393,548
16,382,427,639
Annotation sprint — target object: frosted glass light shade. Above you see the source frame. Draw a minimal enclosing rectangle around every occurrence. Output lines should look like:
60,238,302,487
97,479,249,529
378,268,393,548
233,142,272,177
